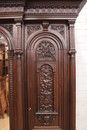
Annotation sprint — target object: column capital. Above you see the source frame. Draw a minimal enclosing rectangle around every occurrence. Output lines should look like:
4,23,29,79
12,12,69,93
14,49,23,58
68,49,76,58
8,50,14,57
14,18,23,24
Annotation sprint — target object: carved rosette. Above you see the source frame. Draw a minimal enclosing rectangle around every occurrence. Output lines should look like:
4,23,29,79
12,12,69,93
37,114,56,125
36,41,56,60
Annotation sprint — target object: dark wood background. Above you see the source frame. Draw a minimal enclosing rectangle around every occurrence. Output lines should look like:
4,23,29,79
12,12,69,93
0,0,86,130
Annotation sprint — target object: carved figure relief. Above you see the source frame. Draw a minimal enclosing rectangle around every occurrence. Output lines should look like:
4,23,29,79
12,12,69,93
36,41,56,60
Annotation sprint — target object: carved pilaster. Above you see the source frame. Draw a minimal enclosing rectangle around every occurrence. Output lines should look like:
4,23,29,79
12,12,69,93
15,19,22,49
8,50,15,130
68,20,76,130
14,49,23,130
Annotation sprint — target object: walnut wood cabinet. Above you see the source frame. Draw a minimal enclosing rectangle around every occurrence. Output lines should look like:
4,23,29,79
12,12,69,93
0,0,86,130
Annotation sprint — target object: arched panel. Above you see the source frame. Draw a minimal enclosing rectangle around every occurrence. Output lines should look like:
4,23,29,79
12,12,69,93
26,31,66,50
0,26,14,50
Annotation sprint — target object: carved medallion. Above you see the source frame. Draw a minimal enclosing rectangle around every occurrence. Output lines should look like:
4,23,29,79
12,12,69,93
36,41,56,60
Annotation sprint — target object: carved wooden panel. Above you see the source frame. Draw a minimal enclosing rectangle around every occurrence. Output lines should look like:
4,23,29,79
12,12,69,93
38,64,54,112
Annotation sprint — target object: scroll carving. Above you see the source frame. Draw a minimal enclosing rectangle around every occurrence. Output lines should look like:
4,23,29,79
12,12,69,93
50,25,65,38
1,25,13,36
36,41,56,60
37,114,56,125
27,25,42,37
39,64,54,112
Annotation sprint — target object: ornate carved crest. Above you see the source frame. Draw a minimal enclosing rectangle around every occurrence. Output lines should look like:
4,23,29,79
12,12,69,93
36,41,56,60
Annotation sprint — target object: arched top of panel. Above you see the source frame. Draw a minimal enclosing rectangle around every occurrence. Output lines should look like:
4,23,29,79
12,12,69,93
0,26,14,50
26,30,66,50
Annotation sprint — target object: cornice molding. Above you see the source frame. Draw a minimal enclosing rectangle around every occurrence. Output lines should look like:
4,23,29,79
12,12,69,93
0,1,25,7
0,7,24,13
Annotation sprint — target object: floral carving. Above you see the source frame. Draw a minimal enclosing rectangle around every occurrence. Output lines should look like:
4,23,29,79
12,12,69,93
1,25,13,36
39,64,54,112
36,41,56,60
27,25,42,37
50,25,65,38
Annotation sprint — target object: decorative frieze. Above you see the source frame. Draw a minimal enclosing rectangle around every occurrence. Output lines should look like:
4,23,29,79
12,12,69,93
25,7,78,14
0,7,23,12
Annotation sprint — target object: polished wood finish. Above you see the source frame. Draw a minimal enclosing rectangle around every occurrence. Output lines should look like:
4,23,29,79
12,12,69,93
0,0,86,130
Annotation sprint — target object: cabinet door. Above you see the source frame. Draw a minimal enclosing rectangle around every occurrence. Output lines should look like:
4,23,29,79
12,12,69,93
26,26,68,130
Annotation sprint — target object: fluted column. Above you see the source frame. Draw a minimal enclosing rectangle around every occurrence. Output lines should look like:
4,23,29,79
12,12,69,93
68,20,76,130
8,50,15,130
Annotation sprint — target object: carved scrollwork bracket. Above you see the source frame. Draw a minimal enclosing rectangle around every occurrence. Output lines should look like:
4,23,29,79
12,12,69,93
42,21,49,31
